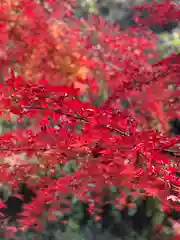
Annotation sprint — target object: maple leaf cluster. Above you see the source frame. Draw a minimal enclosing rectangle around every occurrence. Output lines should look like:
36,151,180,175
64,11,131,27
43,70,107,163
0,0,179,236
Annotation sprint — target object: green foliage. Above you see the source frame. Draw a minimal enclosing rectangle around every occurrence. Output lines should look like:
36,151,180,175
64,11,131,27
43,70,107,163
158,32,180,58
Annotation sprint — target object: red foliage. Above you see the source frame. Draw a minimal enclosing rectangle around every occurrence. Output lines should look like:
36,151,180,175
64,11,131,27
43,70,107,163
134,0,180,26
0,68,179,230
0,0,179,234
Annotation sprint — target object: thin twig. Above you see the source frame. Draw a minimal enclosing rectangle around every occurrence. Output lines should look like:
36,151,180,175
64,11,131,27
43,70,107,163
24,106,130,136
